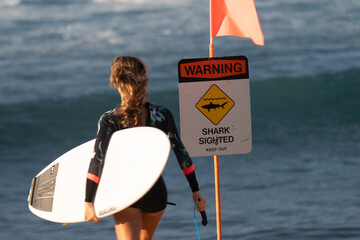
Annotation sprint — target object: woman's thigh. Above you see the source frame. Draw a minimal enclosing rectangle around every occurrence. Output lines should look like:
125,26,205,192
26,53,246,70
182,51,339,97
140,209,166,240
113,208,142,240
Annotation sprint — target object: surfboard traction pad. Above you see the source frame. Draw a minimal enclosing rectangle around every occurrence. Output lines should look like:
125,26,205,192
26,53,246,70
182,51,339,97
29,163,59,212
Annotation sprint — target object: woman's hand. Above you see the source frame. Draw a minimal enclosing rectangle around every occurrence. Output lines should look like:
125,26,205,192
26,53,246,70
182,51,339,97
85,202,101,223
192,191,207,212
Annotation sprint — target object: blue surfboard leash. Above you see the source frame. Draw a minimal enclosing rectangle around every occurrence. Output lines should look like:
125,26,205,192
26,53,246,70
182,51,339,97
194,198,208,240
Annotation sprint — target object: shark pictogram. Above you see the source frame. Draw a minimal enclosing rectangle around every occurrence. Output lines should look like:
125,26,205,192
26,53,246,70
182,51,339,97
195,84,235,125
201,102,228,112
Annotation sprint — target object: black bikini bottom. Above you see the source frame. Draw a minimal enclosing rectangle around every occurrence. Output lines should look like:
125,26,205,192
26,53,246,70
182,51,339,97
130,176,167,213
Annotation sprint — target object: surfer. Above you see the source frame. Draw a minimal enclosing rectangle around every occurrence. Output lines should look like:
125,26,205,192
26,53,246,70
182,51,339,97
84,56,206,239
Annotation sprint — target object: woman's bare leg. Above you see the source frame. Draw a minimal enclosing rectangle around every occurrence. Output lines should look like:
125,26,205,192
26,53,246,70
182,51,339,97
113,208,142,240
140,209,166,240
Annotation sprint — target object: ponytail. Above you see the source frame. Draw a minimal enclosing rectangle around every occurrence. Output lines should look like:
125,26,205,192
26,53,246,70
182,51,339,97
109,56,149,127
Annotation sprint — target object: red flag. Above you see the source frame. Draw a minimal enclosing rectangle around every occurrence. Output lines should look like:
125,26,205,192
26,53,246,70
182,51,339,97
210,0,264,46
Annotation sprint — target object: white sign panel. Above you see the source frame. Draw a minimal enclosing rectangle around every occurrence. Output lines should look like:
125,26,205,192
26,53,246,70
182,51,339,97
178,56,252,157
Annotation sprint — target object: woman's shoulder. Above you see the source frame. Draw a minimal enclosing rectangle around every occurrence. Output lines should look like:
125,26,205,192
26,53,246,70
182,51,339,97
148,102,173,116
148,102,174,124
98,108,117,124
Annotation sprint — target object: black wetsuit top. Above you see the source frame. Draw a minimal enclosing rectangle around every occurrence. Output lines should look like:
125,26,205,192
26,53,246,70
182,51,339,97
85,102,199,210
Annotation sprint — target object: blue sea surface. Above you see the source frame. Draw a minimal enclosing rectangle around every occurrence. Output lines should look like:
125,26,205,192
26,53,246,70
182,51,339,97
0,0,359,239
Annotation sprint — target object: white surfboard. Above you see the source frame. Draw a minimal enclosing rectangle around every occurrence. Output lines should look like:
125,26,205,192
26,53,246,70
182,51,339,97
28,127,170,223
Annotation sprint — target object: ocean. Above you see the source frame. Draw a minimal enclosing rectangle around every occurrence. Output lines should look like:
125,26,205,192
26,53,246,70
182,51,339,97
0,0,359,239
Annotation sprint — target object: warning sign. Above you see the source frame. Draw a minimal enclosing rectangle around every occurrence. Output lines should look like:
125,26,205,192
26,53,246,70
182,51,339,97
196,85,235,125
178,56,252,157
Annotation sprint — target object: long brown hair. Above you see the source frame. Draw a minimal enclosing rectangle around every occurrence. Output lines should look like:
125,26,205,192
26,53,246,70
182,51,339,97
109,56,149,127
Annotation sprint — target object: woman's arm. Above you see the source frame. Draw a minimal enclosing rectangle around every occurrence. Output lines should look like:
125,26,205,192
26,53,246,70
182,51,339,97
165,110,200,192
84,113,116,222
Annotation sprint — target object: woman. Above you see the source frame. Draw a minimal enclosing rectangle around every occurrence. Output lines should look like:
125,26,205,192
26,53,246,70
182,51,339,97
84,56,206,240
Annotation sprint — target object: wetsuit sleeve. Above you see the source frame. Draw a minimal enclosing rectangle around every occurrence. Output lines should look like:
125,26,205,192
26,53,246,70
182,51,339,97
85,114,115,202
165,110,199,192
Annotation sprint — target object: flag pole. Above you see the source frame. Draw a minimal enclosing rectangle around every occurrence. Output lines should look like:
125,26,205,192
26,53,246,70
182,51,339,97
209,0,215,58
210,40,222,240
213,155,222,240
209,1,222,239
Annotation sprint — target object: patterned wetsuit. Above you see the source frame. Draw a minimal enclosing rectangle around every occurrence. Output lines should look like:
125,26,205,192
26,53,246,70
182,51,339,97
85,102,199,212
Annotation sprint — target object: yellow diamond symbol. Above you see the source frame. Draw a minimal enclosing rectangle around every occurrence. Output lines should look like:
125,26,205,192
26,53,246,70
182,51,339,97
196,84,235,125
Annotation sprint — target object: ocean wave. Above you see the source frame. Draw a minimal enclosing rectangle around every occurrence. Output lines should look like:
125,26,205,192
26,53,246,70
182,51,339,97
0,0,178,7
250,68,360,123
0,0,113,8
0,0,20,7
1,68,359,121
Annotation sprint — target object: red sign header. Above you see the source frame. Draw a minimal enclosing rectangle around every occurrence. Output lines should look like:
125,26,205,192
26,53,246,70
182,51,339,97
179,59,247,79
